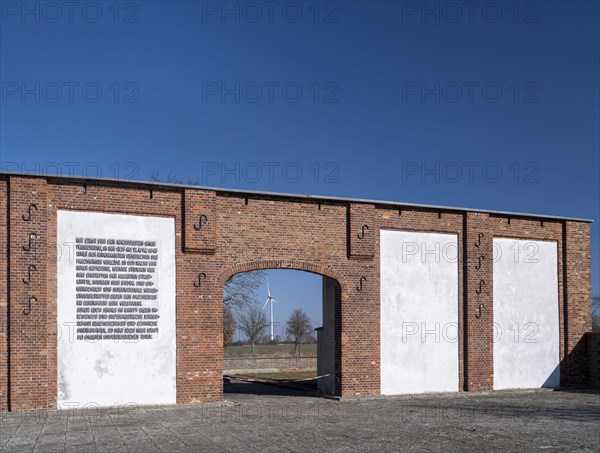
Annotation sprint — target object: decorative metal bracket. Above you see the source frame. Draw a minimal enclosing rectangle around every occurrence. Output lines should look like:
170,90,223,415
356,276,367,292
23,264,37,285
194,272,207,288
475,303,485,319
193,214,208,231
475,279,485,295
357,225,369,240
23,232,38,252
23,296,37,315
474,233,484,248
22,204,38,222
474,255,485,270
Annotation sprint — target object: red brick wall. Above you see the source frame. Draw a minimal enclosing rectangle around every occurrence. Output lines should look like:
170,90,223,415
563,221,592,386
0,178,8,410
0,174,593,410
7,176,49,410
463,212,493,390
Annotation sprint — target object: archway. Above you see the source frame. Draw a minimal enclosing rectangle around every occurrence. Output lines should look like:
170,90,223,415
219,263,343,398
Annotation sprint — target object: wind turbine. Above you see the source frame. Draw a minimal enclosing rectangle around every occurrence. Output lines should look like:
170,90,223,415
262,279,277,342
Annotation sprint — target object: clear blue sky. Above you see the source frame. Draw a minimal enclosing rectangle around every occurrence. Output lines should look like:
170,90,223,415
254,270,322,342
1,1,598,327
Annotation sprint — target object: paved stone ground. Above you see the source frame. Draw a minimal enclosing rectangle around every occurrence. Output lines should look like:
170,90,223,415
1,384,599,452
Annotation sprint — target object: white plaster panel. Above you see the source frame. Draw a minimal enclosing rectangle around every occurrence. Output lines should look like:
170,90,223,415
493,238,559,390
57,210,176,407
380,230,459,395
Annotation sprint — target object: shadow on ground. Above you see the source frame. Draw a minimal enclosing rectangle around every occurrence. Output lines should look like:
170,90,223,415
224,377,320,399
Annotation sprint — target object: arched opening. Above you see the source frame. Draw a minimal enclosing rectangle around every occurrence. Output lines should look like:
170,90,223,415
221,266,341,399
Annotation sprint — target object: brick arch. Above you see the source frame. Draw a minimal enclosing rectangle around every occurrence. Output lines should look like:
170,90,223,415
217,258,345,397
217,259,349,296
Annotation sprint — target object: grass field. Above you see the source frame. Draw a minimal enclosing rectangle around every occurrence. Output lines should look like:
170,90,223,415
225,343,317,357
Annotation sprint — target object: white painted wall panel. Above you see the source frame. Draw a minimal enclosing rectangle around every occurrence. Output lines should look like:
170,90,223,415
57,211,176,407
380,230,459,395
493,238,559,390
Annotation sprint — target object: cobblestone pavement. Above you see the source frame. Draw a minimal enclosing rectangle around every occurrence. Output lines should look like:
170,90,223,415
1,384,599,452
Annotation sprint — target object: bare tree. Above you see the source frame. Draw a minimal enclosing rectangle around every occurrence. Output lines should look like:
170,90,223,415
222,272,267,351
223,306,236,350
149,170,197,185
593,295,600,332
223,270,267,314
238,305,269,356
149,172,268,343
285,309,313,357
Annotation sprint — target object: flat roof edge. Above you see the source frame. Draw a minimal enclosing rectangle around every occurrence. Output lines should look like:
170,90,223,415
0,171,594,223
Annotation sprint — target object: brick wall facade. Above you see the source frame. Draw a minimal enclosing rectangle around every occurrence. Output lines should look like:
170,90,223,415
0,173,593,410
